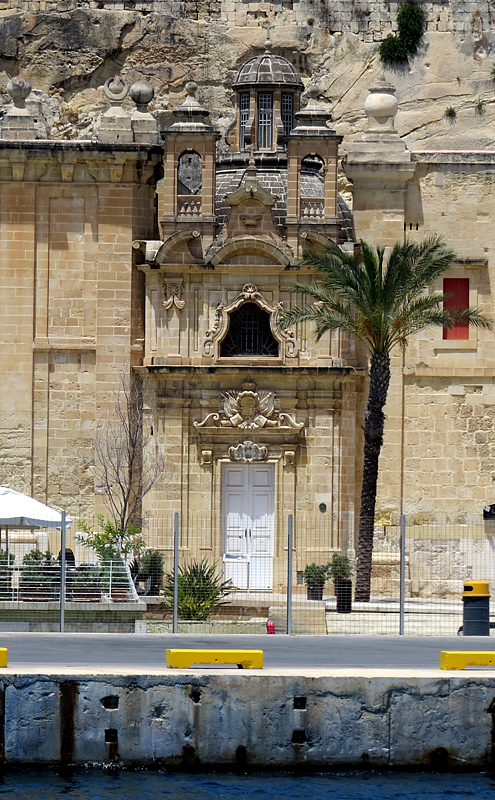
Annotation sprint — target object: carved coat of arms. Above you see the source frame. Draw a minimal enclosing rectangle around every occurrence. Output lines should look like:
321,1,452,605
193,379,304,431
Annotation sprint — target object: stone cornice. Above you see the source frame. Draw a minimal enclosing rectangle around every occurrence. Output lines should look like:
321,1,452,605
0,141,162,183
412,150,495,164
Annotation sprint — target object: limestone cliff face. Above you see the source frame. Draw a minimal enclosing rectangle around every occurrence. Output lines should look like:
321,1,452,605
1,1,495,152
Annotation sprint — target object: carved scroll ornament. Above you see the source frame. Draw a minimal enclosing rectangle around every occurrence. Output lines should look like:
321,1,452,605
163,280,185,310
202,284,297,360
228,440,268,462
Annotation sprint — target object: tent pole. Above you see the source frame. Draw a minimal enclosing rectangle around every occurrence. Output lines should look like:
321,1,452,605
60,511,66,634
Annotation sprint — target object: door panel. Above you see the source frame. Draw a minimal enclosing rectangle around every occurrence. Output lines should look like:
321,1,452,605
222,462,275,590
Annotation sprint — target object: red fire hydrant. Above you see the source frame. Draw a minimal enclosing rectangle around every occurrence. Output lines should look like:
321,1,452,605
266,619,275,634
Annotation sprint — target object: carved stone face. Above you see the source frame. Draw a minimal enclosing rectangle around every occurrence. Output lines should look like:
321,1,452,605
239,392,257,420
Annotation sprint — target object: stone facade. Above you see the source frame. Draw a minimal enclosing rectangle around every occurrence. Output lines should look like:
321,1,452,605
1,23,495,592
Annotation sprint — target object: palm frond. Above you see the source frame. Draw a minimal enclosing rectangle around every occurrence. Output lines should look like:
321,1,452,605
285,236,492,356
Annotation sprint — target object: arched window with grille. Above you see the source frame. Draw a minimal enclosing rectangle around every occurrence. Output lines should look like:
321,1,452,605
177,151,202,217
220,302,279,357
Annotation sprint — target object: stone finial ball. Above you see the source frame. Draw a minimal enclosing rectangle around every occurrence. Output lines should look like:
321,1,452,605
7,77,32,103
185,81,198,96
306,85,320,100
130,80,154,106
364,84,398,120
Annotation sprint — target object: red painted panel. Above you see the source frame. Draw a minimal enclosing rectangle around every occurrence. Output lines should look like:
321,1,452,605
443,278,469,340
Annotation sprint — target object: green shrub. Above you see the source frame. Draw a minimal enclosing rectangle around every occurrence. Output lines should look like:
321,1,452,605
139,549,164,593
163,559,234,621
71,566,103,594
77,515,146,561
445,106,456,121
19,549,57,595
328,553,353,582
379,2,425,64
303,562,330,588
379,33,409,64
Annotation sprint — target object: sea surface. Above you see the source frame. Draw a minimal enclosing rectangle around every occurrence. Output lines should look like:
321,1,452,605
0,770,493,800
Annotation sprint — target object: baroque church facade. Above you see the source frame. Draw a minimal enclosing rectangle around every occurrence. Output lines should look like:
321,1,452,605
1,45,495,589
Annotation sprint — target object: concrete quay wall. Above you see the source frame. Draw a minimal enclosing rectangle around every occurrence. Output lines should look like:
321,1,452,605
1,669,494,768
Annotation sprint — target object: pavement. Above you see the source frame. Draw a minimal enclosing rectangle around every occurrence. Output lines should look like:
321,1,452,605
1,632,495,671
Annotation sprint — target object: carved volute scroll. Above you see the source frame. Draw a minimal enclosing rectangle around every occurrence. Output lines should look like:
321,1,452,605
202,284,298,361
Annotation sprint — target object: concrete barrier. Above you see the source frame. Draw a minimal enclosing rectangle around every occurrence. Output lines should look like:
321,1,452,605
0,670,494,767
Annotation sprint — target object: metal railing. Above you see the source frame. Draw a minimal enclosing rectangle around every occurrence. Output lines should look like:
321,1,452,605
0,514,493,635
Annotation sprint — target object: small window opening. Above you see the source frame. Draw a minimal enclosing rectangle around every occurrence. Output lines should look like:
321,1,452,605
443,277,469,340
177,151,202,195
257,92,273,150
239,92,250,150
281,92,294,136
220,303,279,357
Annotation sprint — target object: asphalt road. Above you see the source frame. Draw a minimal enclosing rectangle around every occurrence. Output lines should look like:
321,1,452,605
0,633,494,670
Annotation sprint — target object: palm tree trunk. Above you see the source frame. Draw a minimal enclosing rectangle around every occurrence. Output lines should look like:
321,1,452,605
354,352,391,602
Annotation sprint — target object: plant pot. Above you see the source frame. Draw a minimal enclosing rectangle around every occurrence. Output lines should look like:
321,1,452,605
336,578,352,613
72,591,101,602
110,590,129,603
307,585,324,601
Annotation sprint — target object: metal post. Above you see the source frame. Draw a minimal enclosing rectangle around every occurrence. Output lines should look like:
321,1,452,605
60,511,66,634
287,514,293,635
108,561,113,597
173,512,179,634
399,514,405,635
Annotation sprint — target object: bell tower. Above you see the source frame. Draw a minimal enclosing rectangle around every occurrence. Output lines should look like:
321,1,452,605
161,82,219,249
286,86,342,256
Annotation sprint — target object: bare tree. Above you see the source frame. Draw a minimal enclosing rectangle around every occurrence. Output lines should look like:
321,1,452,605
93,372,164,532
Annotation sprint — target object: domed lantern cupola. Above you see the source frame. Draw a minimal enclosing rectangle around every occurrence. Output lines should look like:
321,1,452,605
232,38,304,153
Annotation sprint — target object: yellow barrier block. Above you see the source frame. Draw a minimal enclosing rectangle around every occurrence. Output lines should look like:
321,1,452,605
0,648,8,668
165,648,263,669
440,650,495,670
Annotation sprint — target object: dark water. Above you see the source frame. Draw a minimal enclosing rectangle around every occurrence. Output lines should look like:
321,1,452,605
0,770,493,800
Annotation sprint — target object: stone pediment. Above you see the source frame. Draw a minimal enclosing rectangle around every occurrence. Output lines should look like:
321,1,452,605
226,184,276,208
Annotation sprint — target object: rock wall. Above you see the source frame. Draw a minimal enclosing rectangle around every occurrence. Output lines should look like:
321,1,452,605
1,1,495,149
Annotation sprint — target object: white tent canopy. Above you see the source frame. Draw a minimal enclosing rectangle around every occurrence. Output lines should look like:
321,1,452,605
0,486,71,529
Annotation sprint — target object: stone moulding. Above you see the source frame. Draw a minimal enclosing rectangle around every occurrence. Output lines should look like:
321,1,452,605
228,440,268,462
202,283,298,361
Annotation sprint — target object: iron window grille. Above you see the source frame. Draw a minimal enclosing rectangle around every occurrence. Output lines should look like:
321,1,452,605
239,92,250,150
281,93,294,137
257,92,273,150
220,303,279,357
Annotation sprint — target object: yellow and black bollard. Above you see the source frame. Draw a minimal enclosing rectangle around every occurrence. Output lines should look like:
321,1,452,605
463,580,490,636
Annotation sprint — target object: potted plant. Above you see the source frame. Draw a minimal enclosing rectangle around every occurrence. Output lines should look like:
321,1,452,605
139,549,164,596
303,562,330,601
329,553,353,613
71,566,103,602
162,559,234,621
19,549,57,601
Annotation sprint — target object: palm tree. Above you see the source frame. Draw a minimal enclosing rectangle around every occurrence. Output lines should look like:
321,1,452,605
280,237,492,601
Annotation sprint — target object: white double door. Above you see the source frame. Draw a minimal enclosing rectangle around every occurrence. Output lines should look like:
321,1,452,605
222,463,275,590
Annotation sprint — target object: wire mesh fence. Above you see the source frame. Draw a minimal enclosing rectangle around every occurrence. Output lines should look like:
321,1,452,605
0,514,494,634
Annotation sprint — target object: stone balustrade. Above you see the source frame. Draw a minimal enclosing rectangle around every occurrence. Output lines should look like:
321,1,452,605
177,195,202,217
